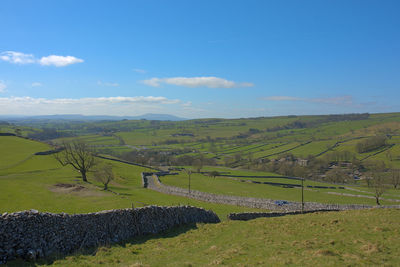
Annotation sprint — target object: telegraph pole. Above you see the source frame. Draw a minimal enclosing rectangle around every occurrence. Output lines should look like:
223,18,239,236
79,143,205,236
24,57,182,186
184,169,192,194
189,172,191,194
301,178,304,213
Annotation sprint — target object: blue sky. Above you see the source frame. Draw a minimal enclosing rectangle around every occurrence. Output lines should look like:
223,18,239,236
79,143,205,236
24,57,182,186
1,0,399,118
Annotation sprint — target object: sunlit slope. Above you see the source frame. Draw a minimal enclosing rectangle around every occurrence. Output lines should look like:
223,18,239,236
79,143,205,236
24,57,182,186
0,136,49,169
46,113,400,168
13,209,399,267
0,137,263,218
159,170,400,206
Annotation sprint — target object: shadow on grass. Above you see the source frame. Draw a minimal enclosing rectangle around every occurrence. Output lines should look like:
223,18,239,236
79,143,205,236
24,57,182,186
5,223,199,266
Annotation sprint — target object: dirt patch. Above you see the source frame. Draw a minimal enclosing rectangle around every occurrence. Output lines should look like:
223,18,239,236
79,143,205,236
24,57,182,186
54,183,86,191
360,242,381,254
314,249,337,256
49,183,106,197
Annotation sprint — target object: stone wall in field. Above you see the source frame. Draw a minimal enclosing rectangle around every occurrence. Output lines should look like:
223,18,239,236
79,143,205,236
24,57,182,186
0,206,220,263
228,210,339,221
0,133,16,136
143,173,400,212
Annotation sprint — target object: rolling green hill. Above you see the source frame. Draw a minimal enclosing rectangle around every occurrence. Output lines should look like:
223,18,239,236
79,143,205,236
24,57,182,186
25,112,400,172
1,114,400,266
0,136,263,218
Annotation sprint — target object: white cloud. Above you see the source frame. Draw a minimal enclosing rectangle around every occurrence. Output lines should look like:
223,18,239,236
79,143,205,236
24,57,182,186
264,96,302,101
0,96,181,115
0,51,83,67
39,55,83,67
133,68,147,74
311,96,353,105
31,82,42,87
263,95,354,106
182,101,192,107
97,81,119,87
142,76,254,88
0,51,35,64
142,78,162,87
0,81,6,93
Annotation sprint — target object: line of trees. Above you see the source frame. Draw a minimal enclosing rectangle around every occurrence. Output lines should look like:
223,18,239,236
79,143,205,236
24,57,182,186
356,135,387,153
120,149,216,168
28,128,74,141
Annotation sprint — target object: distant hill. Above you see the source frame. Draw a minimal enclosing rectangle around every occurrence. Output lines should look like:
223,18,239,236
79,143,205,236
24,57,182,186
0,113,186,122
129,113,186,121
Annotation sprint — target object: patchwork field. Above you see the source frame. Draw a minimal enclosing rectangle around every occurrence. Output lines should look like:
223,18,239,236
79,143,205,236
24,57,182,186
20,113,398,170
2,113,400,266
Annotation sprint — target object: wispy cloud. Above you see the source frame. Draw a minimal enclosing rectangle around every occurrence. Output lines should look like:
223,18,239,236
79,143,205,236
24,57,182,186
0,51,83,67
0,81,6,93
0,51,35,64
133,68,147,74
0,96,181,115
182,101,192,107
265,96,301,101
0,96,179,105
142,76,254,88
31,82,42,87
97,81,119,87
263,95,354,106
181,101,206,113
39,55,83,67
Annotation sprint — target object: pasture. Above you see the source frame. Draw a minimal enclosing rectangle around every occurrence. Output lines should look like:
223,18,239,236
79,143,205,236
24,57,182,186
159,170,400,206
2,114,400,266
7,209,400,266
0,136,264,218
38,113,400,171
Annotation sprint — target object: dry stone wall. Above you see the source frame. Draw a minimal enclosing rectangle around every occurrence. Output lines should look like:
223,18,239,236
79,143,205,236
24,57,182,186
228,210,339,221
0,206,220,263
143,173,400,212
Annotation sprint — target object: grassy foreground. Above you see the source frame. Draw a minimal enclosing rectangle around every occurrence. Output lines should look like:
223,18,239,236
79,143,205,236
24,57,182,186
7,208,399,266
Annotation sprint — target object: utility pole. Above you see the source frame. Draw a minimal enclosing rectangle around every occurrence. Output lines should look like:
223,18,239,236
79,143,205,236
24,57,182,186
189,172,191,194
301,178,304,213
184,169,192,194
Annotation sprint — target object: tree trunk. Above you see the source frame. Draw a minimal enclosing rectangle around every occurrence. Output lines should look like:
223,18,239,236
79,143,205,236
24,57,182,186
81,170,88,182
376,197,380,205
104,183,108,190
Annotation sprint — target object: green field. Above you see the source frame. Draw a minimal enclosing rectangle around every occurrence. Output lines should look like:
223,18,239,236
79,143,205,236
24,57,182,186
0,137,264,218
160,171,400,206
30,113,400,170
0,136,49,169
2,113,400,266
7,209,400,266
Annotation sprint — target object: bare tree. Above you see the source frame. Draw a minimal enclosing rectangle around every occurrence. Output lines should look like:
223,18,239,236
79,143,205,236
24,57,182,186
326,168,349,184
364,175,372,188
94,163,114,190
209,170,220,179
391,169,400,189
370,174,386,205
364,160,386,188
54,141,97,182
193,158,203,173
